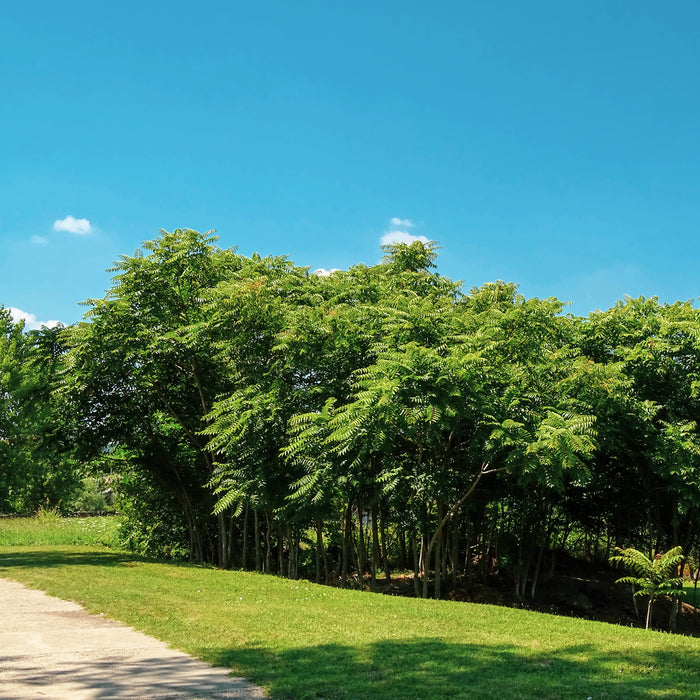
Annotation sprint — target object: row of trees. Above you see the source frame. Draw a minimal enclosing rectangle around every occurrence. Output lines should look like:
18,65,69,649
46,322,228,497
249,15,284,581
2,229,699,599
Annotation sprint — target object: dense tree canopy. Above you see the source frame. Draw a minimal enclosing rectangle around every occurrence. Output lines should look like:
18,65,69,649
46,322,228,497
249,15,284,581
2,228,700,602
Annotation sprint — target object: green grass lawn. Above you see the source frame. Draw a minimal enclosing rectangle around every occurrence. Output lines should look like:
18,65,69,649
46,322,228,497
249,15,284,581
0,512,121,547
1,519,699,699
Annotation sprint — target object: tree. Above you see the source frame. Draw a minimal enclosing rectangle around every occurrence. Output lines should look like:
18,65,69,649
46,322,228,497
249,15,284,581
0,310,78,513
579,298,700,558
610,546,685,629
63,229,244,563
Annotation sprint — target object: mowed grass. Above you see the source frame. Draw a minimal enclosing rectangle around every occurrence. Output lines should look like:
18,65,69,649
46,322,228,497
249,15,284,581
1,520,700,699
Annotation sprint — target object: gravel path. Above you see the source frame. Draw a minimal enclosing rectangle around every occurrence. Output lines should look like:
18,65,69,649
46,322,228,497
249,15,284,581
0,577,266,699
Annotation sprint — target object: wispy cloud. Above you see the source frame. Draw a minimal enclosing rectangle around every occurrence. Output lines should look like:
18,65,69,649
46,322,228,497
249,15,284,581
380,230,429,246
31,235,48,245
8,307,62,331
53,215,92,235
390,217,414,228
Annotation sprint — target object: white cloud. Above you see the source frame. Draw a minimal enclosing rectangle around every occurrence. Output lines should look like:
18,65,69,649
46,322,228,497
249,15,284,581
380,230,429,246
53,215,92,235
390,217,414,228
31,235,48,245
312,268,341,277
8,307,62,331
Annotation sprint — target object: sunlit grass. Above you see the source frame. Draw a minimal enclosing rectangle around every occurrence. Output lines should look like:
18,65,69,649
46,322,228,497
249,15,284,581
1,540,699,699
0,514,121,547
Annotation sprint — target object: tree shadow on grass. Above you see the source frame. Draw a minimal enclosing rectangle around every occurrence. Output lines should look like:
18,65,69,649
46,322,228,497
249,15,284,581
208,638,700,700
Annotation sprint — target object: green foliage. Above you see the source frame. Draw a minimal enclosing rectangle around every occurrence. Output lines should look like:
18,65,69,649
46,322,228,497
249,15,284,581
63,229,247,564
0,311,81,513
7,228,700,610
114,460,192,559
67,477,110,513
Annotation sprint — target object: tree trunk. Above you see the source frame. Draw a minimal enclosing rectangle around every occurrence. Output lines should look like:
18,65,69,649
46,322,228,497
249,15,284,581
241,504,249,569
434,501,444,599
669,597,680,632
421,530,431,599
264,511,272,573
645,596,653,630
254,509,261,572
370,503,380,591
342,504,352,586
287,528,297,579
357,505,366,584
631,585,640,619
411,535,421,597
278,523,285,576
451,520,459,589
380,508,391,582
398,530,408,571
218,511,229,569
315,519,327,584
227,514,236,569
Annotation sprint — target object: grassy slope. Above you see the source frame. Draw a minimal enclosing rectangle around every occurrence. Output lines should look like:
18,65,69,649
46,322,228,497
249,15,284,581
0,520,699,699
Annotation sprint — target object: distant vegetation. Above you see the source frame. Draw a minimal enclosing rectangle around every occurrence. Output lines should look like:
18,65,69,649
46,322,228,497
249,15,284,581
2,229,699,617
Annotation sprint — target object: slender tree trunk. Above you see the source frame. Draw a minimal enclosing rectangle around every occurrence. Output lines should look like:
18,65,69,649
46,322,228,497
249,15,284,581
645,596,653,630
370,503,380,591
398,530,408,571
227,514,236,569
357,505,366,585
411,535,421,597
530,537,546,600
286,528,300,580
451,520,459,589
218,512,229,569
278,523,285,576
464,522,472,580
424,463,497,596
515,517,526,596
631,585,640,618
321,521,328,582
163,450,204,563
342,504,352,586
254,509,261,572
422,525,431,600
530,508,553,600
669,597,680,632
380,508,391,582
264,511,272,573
434,501,444,599
315,519,327,584
287,528,296,579
293,530,300,579
241,503,249,569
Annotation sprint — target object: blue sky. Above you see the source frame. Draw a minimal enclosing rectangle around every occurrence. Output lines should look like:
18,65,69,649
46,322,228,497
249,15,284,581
2,1,700,328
